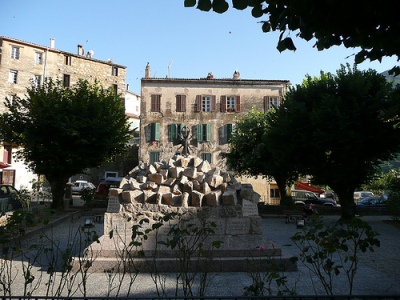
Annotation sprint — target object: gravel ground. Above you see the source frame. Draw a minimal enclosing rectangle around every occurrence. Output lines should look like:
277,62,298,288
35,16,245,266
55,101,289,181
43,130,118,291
3,212,400,297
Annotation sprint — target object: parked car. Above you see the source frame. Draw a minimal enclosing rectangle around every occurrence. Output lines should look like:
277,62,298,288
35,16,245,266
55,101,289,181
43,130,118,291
292,189,339,207
354,191,374,202
95,177,123,197
356,197,387,207
0,184,22,212
71,180,96,194
95,182,120,197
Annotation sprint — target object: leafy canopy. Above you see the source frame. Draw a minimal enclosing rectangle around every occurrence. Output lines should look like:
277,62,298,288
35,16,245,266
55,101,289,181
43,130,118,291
184,0,400,73
0,78,131,209
276,65,400,219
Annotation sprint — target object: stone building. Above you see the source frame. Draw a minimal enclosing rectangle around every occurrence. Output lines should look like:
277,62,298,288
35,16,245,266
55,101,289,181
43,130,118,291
140,64,290,204
0,36,127,189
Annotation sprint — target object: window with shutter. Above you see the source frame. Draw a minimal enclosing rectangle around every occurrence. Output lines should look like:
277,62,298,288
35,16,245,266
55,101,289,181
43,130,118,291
169,124,177,142
220,96,227,112
151,94,161,112
150,122,160,141
201,153,212,164
264,96,270,111
176,95,186,112
150,152,160,164
197,124,212,143
227,124,233,141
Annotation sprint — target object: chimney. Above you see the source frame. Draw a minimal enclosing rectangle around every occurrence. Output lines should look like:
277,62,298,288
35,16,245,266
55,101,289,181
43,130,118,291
77,44,84,56
233,70,240,80
145,62,151,78
50,38,55,49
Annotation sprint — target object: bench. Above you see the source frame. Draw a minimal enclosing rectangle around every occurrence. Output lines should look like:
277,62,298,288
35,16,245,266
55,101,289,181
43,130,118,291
282,210,304,225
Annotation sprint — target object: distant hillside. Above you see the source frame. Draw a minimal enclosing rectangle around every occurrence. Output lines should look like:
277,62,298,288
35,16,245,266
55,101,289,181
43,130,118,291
381,70,400,86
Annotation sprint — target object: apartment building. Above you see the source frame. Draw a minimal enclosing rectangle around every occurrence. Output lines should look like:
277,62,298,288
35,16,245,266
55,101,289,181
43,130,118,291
140,64,290,204
0,36,127,189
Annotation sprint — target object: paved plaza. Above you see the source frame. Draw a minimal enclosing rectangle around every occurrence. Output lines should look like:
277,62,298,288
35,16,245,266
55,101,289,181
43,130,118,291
8,212,400,297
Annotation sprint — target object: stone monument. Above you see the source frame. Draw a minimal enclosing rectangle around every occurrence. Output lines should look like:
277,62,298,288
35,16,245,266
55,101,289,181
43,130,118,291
84,154,296,273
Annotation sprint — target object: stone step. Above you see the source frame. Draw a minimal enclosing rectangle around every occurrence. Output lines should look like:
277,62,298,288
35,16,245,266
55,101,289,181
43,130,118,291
73,254,297,273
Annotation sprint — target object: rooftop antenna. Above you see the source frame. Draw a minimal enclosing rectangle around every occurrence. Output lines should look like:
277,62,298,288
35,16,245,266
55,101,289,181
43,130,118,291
167,61,173,78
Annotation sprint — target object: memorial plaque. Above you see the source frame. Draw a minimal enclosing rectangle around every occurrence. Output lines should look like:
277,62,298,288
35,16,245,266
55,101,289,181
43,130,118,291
107,196,121,213
226,218,250,235
242,199,259,216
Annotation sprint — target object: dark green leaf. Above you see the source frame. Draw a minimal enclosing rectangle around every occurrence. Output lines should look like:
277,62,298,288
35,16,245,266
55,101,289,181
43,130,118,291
197,0,212,11
184,0,197,7
213,0,229,13
232,0,248,10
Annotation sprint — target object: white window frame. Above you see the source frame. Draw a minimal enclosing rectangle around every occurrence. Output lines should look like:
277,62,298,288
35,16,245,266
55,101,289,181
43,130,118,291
270,97,280,108
8,70,18,83
202,96,211,112
226,96,236,111
11,46,20,59
35,52,43,65
33,75,41,87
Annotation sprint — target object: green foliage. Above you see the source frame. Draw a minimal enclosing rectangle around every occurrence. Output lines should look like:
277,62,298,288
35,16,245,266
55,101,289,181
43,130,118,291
243,246,295,296
274,64,400,219
0,78,131,209
221,108,298,202
291,218,380,295
184,0,400,74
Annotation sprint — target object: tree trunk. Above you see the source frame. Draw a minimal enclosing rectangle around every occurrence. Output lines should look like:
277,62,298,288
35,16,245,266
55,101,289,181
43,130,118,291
276,177,291,206
48,176,69,210
335,188,356,221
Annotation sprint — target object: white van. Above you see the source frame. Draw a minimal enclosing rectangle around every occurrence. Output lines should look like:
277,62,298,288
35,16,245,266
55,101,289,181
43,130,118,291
354,191,374,202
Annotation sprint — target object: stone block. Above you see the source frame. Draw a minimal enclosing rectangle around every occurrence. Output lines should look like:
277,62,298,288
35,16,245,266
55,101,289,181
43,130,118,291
204,190,222,207
183,167,197,179
122,190,144,203
108,188,122,197
192,180,201,192
142,181,158,190
148,173,164,185
157,185,171,194
130,179,142,190
197,159,212,173
183,181,193,194
202,181,211,194
136,175,147,183
161,193,174,205
191,190,204,207
143,190,157,203
147,164,157,174
162,178,176,186
206,174,224,188
180,175,189,185
182,192,190,208
240,183,255,200
196,172,205,183
159,168,168,179
222,186,238,205
168,166,184,178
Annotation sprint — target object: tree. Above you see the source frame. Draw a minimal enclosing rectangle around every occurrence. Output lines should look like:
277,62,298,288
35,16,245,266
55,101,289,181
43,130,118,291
0,79,131,209
184,0,400,73
274,65,400,220
221,108,299,204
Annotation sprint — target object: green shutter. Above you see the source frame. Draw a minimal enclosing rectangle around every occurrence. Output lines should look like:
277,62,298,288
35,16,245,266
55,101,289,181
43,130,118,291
227,124,233,141
206,124,212,142
151,122,160,141
169,124,177,142
197,124,203,142
150,152,160,164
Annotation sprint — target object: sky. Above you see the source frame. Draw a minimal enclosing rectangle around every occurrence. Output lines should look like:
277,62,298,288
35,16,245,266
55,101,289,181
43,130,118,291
1,0,398,94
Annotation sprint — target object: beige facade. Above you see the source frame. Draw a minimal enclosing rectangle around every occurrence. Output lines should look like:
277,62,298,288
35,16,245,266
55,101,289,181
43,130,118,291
0,36,127,189
140,65,290,204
